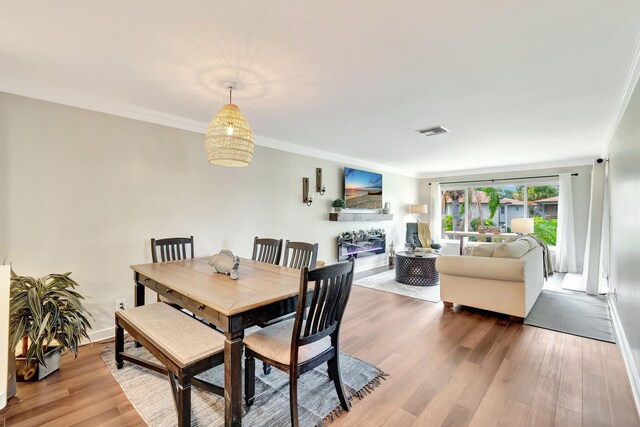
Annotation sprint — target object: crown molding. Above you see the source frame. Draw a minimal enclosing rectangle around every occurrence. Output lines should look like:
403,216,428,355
417,156,594,180
0,84,419,178
604,29,640,154
253,135,419,177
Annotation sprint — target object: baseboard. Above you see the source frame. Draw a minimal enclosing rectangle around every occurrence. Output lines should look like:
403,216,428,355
353,258,390,274
608,295,640,418
82,327,114,346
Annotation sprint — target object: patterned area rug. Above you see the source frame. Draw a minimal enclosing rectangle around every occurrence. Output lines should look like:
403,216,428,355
354,269,441,302
525,289,615,343
101,342,386,426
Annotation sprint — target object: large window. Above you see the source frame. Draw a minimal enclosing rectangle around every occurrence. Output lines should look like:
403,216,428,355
440,183,559,246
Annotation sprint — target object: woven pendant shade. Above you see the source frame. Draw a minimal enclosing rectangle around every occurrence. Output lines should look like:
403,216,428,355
205,103,254,167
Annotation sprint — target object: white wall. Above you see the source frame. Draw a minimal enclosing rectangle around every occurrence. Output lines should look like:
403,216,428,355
607,75,640,399
420,165,593,266
0,92,420,339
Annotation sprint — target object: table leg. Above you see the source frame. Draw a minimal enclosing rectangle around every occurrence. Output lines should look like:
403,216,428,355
459,235,464,255
134,282,145,307
224,331,243,427
134,282,145,348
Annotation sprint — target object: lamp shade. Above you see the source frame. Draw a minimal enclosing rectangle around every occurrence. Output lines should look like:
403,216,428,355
511,218,534,234
410,204,429,214
205,103,254,167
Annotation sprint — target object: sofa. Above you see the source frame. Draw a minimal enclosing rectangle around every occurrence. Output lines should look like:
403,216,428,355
435,236,543,319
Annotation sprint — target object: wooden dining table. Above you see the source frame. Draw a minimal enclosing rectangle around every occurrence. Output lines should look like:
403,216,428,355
130,256,302,426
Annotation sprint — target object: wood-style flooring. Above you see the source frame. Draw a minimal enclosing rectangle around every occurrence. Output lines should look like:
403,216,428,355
2,267,638,426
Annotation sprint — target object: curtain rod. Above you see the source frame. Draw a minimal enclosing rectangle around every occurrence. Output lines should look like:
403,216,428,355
428,173,578,186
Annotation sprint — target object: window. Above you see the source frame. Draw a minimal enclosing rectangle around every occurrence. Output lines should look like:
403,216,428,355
440,182,559,246
441,188,467,236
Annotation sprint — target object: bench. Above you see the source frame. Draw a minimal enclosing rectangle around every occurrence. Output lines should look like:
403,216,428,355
115,302,225,426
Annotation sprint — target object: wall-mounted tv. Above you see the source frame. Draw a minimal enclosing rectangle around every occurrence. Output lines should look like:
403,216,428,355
344,167,383,209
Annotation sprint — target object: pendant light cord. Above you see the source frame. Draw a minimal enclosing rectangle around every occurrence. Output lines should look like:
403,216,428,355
229,88,232,104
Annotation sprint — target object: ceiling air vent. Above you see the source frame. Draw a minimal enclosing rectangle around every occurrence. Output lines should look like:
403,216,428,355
416,126,449,137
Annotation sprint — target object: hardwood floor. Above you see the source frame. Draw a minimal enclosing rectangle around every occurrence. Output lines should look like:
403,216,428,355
2,270,638,427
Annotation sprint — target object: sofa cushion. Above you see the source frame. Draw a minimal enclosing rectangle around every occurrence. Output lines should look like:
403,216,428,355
469,244,499,257
493,240,530,259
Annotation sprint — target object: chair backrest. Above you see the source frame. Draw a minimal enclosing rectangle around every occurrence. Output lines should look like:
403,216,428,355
251,236,283,265
291,259,355,362
282,240,319,270
406,222,433,247
151,236,194,263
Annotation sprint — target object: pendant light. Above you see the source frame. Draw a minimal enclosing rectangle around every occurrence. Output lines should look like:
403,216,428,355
204,81,254,167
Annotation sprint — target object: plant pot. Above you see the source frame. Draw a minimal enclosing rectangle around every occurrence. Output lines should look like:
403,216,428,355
7,350,16,399
15,346,61,381
333,207,342,213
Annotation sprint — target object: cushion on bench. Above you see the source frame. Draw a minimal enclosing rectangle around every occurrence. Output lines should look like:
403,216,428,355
116,302,224,367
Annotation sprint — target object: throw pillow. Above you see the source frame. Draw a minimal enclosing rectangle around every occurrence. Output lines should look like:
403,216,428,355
469,244,499,257
493,240,530,259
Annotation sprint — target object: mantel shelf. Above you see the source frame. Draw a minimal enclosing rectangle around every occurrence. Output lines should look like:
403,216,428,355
329,212,393,222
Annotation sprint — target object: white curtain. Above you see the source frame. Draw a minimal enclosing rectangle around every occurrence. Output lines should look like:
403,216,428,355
600,165,610,293
581,158,607,295
429,182,442,242
554,173,578,273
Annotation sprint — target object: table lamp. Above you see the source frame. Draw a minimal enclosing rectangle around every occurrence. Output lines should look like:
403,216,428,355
410,204,429,222
511,218,534,234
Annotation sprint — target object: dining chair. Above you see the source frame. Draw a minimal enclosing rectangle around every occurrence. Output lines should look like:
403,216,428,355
259,240,319,375
151,236,195,263
244,259,355,426
282,240,319,270
151,236,194,305
251,236,283,265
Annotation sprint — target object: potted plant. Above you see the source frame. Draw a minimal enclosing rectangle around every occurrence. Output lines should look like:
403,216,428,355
332,198,346,212
9,270,92,381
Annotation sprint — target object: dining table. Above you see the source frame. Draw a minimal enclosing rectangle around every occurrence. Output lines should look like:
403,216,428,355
130,256,302,427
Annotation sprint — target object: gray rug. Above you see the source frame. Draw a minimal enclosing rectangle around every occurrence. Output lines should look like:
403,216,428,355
524,290,615,343
101,342,386,427
354,269,441,302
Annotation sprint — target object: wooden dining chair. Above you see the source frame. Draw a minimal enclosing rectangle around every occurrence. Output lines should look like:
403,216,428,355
259,240,318,376
151,236,194,304
251,236,283,265
282,240,318,270
151,236,195,263
244,259,355,426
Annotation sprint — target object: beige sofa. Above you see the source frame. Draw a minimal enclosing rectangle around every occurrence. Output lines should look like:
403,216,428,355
435,237,544,319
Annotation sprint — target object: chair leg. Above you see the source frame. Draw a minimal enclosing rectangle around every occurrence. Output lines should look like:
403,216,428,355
328,353,351,411
263,361,272,375
327,361,333,380
115,323,124,369
245,352,256,407
289,371,299,427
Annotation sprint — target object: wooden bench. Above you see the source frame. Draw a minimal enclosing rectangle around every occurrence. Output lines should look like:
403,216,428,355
115,302,225,426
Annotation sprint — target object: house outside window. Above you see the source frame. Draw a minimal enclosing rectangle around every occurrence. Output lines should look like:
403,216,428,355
440,183,559,246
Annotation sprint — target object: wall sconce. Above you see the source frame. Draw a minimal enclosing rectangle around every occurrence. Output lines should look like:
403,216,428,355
303,177,313,206
316,168,325,195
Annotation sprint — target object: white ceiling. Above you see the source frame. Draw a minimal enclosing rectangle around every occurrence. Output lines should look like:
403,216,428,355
2,1,640,176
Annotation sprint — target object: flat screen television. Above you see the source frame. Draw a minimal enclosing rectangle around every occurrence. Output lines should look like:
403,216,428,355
344,167,383,209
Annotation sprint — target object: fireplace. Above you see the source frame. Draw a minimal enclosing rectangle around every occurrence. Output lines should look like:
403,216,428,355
337,229,386,261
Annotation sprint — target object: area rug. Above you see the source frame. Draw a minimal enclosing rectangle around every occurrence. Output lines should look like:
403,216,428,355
101,341,386,427
524,289,615,343
354,269,441,302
